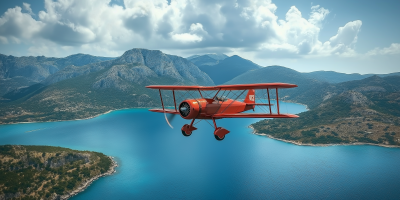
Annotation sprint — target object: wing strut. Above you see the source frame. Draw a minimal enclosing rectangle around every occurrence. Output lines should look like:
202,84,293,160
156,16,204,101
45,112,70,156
276,88,280,114
220,89,247,114
267,88,272,114
159,89,165,111
172,90,177,111
212,89,221,99
198,89,204,98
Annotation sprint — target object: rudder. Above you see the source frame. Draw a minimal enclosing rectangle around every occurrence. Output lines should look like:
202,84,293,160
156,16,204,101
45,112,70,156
244,89,255,103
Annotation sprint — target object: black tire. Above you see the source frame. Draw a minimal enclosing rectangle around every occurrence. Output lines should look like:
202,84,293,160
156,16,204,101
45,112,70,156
214,134,225,141
182,130,191,137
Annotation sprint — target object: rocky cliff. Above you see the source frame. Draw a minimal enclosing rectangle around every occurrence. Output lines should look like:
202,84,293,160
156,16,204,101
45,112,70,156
0,54,114,96
43,48,214,88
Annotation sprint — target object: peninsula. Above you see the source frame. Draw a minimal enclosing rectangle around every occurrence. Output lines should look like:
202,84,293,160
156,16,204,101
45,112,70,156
251,89,400,147
0,145,117,200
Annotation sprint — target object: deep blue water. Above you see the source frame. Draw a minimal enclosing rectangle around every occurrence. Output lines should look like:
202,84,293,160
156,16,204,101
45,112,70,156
1,102,400,199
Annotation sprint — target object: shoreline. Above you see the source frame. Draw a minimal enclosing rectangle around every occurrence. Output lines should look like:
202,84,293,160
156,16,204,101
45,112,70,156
58,156,118,200
1,107,152,126
248,125,400,148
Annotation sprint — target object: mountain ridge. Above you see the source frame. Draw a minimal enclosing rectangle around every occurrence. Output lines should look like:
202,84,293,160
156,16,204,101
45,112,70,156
198,55,261,85
0,53,115,96
0,48,214,124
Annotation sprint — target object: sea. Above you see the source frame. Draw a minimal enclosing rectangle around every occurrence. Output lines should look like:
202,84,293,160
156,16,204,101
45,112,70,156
1,102,400,200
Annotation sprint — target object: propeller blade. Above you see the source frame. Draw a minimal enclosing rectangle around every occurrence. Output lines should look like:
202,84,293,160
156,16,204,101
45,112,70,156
164,112,174,129
168,114,176,123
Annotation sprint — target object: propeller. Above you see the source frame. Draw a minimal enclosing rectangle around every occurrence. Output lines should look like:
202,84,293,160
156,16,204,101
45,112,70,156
164,112,177,129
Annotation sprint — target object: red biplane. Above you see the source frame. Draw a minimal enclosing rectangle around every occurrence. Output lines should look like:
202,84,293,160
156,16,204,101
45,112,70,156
146,83,299,141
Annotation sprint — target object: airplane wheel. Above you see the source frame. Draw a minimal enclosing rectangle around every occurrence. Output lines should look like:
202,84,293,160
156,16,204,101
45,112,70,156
214,134,225,141
182,130,191,137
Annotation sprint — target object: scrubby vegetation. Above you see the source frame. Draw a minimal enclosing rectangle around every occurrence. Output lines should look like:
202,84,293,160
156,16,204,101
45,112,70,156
252,81,400,146
0,145,113,199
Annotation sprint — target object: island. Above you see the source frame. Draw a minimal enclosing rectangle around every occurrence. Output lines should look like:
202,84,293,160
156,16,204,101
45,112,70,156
0,145,117,200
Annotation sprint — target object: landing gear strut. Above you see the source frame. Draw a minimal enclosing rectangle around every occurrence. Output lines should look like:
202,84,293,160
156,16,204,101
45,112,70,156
212,118,230,141
181,119,197,137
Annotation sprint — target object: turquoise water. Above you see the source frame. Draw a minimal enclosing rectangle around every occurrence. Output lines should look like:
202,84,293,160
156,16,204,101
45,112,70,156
1,102,400,199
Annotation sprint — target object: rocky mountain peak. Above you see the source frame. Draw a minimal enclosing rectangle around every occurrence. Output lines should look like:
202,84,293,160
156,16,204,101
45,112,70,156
339,90,373,106
112,48,214,85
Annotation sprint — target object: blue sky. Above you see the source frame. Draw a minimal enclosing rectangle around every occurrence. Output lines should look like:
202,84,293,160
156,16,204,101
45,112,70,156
0,0,399,74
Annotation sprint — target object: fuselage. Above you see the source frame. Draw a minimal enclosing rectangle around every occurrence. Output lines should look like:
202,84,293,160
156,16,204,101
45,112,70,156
179,98,255,119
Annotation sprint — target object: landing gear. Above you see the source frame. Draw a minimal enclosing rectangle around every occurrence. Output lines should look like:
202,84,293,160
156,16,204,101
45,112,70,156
181,119,197,137
182,130,192,136
214,134,225,141
212,118,230,141
180,118,230,141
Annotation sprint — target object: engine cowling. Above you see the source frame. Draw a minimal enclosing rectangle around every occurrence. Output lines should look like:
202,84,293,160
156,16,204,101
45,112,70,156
179,99,203,119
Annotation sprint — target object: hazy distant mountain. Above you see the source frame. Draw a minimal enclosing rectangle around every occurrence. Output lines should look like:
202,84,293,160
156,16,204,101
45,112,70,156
304,71,400,83
199,55,261,85
186,53,229,67
0,53,115,96
187,53,228,61
225,65,331,108
0,48,214,124
252,75,400,146
187,55,219,66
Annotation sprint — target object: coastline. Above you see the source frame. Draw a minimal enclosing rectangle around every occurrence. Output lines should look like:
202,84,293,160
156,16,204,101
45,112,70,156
1,107,152,126
58,156,118,200
248,125,400,148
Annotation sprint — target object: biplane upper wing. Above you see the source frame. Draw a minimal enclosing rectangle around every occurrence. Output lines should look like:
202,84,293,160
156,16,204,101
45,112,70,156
145,85,216,90
214,83,297,90
146,83,297,91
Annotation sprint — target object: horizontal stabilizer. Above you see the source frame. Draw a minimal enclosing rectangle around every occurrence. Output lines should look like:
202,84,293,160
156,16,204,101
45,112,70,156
213,113,299,118
246,103,274,106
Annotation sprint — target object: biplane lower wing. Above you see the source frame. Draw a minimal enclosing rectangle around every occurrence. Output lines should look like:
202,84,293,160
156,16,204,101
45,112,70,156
149,108,179,114
213,113,299,118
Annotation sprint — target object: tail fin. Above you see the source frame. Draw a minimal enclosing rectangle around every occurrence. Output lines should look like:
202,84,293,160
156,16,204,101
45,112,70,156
244,89,255,103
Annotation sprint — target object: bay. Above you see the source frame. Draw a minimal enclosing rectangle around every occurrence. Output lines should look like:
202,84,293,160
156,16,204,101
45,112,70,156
1,102,400,199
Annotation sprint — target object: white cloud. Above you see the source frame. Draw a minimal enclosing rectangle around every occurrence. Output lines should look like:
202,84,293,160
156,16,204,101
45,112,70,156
366,43,400,56
171,33,202,43
308,5,329,27
0,0,382,63
22,2,34,15
0,6,44,43
329,20,362,46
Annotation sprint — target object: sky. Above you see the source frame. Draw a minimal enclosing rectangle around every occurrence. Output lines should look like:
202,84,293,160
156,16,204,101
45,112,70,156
0,0,399,74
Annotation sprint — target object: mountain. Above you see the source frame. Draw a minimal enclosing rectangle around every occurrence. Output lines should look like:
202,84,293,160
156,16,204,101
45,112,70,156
225,65,332,108
42,49,213,87
304,71,400,83
187,53,228,61
0,54,115,96
186,53,229,67
252,75,400,146
0,48,214,124
187,55,219,66
198,55,262,85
